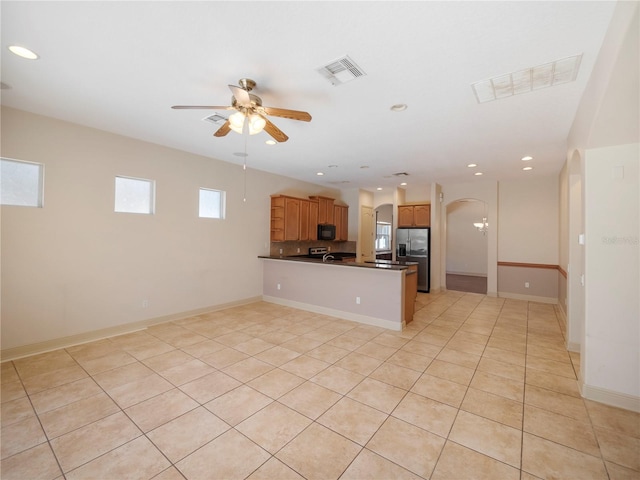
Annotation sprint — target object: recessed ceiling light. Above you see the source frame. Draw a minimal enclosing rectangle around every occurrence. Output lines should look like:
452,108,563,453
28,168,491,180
400,182,407,186
521,156,533,161
8,45,39,60
467,163,477,168
316,172,324,176
523,166,533,171
474,172,483,176
390,104,408,112
376,187,383,191
265,140,276,145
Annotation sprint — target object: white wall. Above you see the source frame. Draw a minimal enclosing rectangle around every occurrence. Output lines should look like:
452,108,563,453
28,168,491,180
0,107,335,353
563,1,640,409
498,177,559,264
583,143,639,400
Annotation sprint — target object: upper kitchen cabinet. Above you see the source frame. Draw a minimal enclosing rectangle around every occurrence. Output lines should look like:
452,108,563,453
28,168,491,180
271,195,300,241
310,196,334,224
398,203,430,227
299,198,319,241
334,204,349,241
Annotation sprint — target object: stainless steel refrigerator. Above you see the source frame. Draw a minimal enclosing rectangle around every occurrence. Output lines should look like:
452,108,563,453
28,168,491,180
396,227,430,292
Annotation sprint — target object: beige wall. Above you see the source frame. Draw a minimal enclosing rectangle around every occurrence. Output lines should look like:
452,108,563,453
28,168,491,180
0,107,338,354
446,200,488,276
262,259,404,330
498,177,559,264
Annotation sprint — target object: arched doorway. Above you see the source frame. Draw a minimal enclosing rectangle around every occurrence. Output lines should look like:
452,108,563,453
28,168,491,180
445,199,488,294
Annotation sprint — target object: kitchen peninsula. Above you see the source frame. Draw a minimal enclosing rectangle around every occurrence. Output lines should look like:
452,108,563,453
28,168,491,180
260,255,418,331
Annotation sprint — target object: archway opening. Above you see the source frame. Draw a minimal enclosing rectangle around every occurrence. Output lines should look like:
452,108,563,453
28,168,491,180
445,199,488,294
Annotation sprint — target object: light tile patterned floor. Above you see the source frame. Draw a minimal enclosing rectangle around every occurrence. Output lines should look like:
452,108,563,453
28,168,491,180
1,291,639,479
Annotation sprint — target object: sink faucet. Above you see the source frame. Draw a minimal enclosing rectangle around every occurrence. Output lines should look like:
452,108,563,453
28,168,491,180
322,253,335,262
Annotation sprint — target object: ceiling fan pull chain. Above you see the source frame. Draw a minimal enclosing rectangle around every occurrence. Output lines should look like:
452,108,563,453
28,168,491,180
243,130,248,203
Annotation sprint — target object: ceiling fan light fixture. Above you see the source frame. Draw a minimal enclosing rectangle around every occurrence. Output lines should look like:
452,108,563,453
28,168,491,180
229,111,246,134
247,114,266,135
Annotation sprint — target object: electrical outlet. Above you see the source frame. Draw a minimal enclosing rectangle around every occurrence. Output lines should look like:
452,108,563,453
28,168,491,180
277,283,281,290
142,299,149,308
524,282,530,288
297,248,300,253
356,296,361,304
279,248,283,254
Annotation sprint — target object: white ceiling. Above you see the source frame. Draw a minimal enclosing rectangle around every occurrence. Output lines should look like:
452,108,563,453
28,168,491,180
0,1,618,191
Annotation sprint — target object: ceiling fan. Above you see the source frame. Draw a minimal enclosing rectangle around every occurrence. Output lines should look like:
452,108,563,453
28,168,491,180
171,78,312,143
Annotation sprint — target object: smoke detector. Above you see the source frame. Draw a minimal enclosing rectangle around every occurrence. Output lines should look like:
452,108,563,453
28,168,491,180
317,55,366,86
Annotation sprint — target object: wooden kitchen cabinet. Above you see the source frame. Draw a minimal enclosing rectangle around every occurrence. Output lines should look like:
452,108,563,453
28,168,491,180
310,196,335,225
398,203,430,227
404,263,418,324
299,199,310,241
334,204,349,241
308,199,318,240
271,195,301,242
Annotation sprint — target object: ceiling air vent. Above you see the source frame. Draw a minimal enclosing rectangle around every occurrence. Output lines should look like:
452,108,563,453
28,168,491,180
392,172,410,177
317,55,366,86
472,54,583,103
203,113,228,125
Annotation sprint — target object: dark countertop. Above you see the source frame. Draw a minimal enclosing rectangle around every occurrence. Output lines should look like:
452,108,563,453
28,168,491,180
365,259,419,266
258,255,411,271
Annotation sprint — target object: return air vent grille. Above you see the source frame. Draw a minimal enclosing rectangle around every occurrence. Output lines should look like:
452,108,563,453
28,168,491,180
472,54,583,103
203,113,228,124
317,55,366,86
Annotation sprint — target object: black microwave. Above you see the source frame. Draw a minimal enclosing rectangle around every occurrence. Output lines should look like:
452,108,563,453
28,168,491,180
317,224,336,241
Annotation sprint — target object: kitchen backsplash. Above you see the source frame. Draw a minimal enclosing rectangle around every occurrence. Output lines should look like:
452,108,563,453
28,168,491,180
270,240,356,257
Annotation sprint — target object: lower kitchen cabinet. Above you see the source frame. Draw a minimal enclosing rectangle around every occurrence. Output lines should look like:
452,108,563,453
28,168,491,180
404,264,418,324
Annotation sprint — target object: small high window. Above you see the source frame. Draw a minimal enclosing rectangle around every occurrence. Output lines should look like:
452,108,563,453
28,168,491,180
1,157,44,207
199,187,225,219
114,176,155,214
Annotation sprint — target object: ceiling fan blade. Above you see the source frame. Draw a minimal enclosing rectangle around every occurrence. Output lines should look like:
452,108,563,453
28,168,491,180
263,118,289,143
228,85,252,107
213,121,231,137
261,107,312,122
172,105,233,110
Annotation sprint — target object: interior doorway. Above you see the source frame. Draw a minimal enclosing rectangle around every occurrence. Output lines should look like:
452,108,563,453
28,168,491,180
375,204,393,260
445,199,488,294
359,205,375,262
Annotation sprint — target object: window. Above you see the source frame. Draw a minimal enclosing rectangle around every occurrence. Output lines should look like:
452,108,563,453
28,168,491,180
199,187,225,219
114,176,154,214
1,157,44,207
375,222,391,250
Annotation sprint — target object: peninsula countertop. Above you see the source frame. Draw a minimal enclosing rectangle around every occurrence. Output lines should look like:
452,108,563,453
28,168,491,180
258,255,417,270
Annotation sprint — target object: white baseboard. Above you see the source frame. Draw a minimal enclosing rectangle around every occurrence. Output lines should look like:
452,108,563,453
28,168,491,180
0,296,263,362
262,295,402,331
497,291,558,304
582,383,640,413
567,342,581,353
